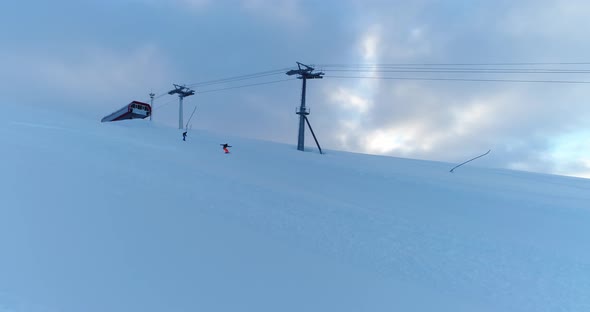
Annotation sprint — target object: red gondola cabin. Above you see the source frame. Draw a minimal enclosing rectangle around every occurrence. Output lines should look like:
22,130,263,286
101,101,152,122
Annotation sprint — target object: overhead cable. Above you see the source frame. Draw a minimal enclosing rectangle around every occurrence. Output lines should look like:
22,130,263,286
326,75,590,84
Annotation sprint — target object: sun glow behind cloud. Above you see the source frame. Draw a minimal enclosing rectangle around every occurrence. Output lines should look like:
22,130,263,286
325,24,383,153
364,123,429,155
547,132,590,178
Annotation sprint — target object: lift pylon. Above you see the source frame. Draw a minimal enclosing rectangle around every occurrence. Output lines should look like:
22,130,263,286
286,62,324,152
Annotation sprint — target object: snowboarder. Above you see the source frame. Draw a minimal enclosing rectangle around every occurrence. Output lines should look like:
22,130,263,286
221,143,232,154
182,131,187,141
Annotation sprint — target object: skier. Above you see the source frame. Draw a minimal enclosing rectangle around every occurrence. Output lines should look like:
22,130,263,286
182,131,187,141
221,143,232,154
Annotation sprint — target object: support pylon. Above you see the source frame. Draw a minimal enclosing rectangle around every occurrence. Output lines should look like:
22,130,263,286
286,62,324,152
149,92,155,121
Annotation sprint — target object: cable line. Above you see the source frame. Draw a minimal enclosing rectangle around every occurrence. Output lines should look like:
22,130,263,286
191,71,285,87
322,66,590,72
197,78,297,94
150,79,295,112
139,89,170,104
325,69,590,74
317,62,590,67
326,75,590,84
139,62,590,109
186,67,294,88
153,98,178,111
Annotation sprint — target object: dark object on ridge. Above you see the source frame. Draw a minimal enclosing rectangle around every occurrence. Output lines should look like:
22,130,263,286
450,149,491,173
182,131,187,141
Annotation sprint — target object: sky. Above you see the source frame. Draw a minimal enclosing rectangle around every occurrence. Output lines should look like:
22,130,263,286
2,0,590,178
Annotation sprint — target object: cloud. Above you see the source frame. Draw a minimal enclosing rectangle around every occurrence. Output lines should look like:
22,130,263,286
333,78,584,165
501,0,590,38
573,159,590,179
329,87,372,114
0,44,173,114
127,0,211,9
240,0,304,23
299,0,590,178
363,122,429,155
179,0,212,8
546,132,590,178
2,0,589,178
322,68,590,175
39,45,169,94
360,26,381,61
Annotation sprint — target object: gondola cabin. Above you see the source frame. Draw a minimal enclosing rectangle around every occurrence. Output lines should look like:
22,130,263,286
101,101,152,122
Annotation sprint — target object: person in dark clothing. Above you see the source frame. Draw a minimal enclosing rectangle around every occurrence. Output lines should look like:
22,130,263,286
221,143,232,153
182,131,187,141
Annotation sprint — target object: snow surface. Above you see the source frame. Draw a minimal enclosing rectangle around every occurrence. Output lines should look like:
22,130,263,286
1,103,590,312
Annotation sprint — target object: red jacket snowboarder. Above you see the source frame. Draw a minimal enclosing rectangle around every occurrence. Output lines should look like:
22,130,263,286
221,143,232,154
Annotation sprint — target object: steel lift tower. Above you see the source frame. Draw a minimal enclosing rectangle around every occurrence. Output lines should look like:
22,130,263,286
149,92,155,121
286,62,324,153
168,84,195,129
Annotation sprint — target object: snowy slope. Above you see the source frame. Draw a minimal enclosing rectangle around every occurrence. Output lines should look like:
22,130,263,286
1,103,590,312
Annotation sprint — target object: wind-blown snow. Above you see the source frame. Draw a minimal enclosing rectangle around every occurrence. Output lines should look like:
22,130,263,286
1,103,589,312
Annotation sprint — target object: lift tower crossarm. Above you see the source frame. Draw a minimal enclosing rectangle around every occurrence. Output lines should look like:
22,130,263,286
168,84,195,97
286,62,325,79
168,84,195,129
